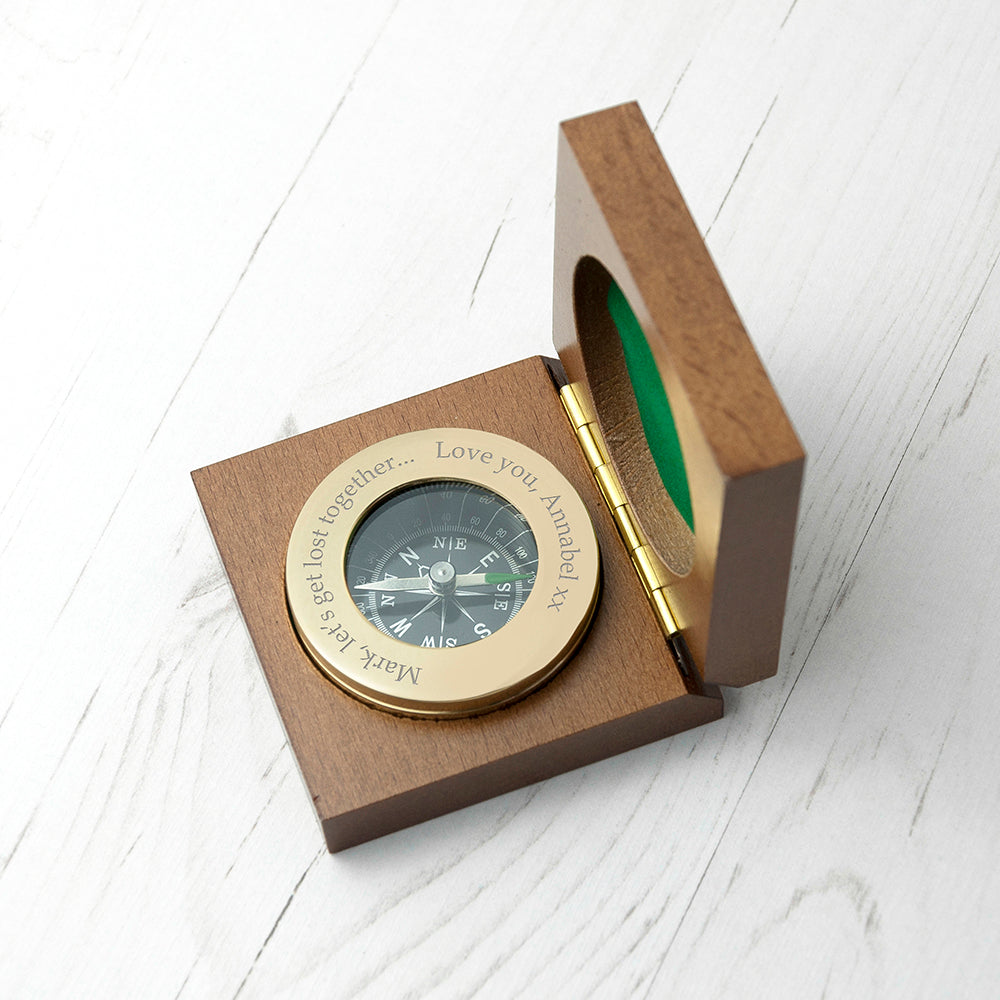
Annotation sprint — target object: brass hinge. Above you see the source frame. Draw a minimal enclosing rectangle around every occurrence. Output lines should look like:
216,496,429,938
560,382,690,670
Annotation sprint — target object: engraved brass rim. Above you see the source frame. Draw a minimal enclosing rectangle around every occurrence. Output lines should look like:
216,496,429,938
284,428,601,718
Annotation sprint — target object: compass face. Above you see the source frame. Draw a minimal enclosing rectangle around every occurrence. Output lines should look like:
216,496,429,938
346,482,538,649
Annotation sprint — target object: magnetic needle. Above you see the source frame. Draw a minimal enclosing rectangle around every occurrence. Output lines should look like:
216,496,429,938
284,428,601,718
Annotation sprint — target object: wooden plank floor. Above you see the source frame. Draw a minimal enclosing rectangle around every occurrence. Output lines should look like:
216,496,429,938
2,2,998,996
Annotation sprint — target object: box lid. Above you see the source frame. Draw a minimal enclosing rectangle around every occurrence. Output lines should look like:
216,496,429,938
552,101,804,687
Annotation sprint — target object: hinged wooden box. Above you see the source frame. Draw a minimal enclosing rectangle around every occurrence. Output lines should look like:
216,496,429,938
192,102,803,852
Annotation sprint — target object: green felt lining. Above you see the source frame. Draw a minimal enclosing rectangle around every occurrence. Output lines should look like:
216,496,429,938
607,281,694,531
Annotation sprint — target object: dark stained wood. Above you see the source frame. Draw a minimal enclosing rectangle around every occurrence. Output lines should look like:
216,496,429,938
553,102,805,687
193,357,722,852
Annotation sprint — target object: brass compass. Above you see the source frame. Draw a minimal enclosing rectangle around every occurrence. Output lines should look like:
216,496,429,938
284,428,601,718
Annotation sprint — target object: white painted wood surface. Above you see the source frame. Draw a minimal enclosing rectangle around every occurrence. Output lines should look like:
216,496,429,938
2,1,999,996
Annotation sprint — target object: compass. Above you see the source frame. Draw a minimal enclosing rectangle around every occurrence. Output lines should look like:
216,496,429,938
346,481,538,649
284,428,601,718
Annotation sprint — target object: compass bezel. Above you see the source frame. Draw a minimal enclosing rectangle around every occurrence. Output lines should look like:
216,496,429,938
284,428,601,718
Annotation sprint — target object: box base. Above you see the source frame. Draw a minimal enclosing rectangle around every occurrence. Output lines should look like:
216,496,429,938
192,357,722,851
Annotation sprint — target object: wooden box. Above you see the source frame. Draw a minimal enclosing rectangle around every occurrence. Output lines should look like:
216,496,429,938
192,102,803,851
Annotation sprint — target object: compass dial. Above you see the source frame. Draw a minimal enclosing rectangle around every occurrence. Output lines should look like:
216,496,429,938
346,482,537,649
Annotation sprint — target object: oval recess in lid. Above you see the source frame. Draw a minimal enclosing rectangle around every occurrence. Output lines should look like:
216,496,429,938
571,254,696,578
